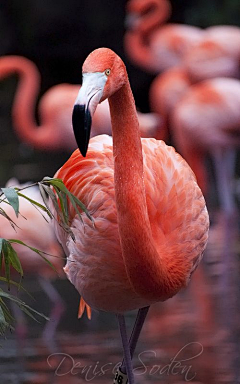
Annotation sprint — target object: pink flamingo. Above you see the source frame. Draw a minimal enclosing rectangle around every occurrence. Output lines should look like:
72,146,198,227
0,55,161,151
124,0,203,73
172,77,240,346
172,77,240,204
52,48,209,383
183,25,240,82
149,31,240,141
0,179,65,345
149,66,191,140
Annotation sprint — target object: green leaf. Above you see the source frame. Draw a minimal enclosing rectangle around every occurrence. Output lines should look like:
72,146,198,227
0,305,9,335
43,177,93,224
0,240,23,289
54,188,69,224
0,207,18,230
0,290,49,321
39,182,76,240
0,296,14,323
7,243,23,277
9,239,59,275
17,191,52,220
1,187,19,217
0,277,33,299
0,299,13,335
2,240,11,290
38,184,52,213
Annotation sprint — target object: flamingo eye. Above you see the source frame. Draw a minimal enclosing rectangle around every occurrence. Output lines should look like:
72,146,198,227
105,69,111,76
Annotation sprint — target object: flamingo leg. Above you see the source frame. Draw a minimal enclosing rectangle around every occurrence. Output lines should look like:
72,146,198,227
116,314,135,384
120,306,150,374
212,148,236,216
38,277,65,343
212,147,238,344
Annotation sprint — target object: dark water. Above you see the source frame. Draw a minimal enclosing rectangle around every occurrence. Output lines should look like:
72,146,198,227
1,214,240,384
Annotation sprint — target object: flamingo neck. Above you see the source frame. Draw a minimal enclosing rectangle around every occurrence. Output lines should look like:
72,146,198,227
0,56,56,150
124,33,160,74
108,81,175,301
124,0,171,73
137,0,171,35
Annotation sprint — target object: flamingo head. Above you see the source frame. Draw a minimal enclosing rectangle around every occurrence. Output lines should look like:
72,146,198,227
72,48,126,157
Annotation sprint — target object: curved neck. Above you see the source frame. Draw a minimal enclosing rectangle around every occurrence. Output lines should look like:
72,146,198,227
137,0,171,35
124,0,171,73
0,56,56,150
108,80,182,301
124,33,160,74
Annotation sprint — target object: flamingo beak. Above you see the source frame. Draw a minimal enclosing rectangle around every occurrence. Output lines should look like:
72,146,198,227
124,13,140,30
72,72,107,157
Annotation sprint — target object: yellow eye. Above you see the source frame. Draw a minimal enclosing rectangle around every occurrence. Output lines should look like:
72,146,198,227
105,69,111,76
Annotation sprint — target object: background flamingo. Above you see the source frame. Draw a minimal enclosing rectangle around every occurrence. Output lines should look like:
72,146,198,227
52,48,209,384
149,31,240,143
0,179,65,346
183,25,240,82
124,0,203,73
172,77,240,353
149,66,191,141
172,77,240,203
0,55,162,153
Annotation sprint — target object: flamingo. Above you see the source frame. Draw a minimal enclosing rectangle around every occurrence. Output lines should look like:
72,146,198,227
149,66,191,140
183,25,240,82
172,78,240,352
149,29,240,142
0,55,161,152
51,48,209,383
124,0,203,73
172,77,240,203
0,179,65,345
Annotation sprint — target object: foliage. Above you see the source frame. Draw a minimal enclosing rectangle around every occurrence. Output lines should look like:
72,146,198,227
0,177,91,337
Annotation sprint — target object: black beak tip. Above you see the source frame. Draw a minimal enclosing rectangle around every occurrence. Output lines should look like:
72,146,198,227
72,104,92,158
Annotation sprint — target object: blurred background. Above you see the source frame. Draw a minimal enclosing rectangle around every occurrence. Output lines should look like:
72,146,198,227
0,0,240,383
1,0,240,185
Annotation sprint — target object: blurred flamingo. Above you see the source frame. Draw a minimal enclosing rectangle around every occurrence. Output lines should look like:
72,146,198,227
172,78,240,345
124,0,203,73
172,77,240,206
52,48,209,383
149,24,240,141
0,55,162,152
183,25,240,82
149,66,191,140
0,179,65,345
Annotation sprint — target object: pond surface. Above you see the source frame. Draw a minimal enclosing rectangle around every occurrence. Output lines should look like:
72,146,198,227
0,213,240,384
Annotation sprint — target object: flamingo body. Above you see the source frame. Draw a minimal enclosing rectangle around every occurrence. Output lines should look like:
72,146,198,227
173,78,240,153
172,77,240,194
149,66,191,125
149,24,203,71
184,26,240,82
55,134,208,313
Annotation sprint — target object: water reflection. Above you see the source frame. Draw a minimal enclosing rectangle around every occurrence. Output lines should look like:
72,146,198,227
0,216,240,384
